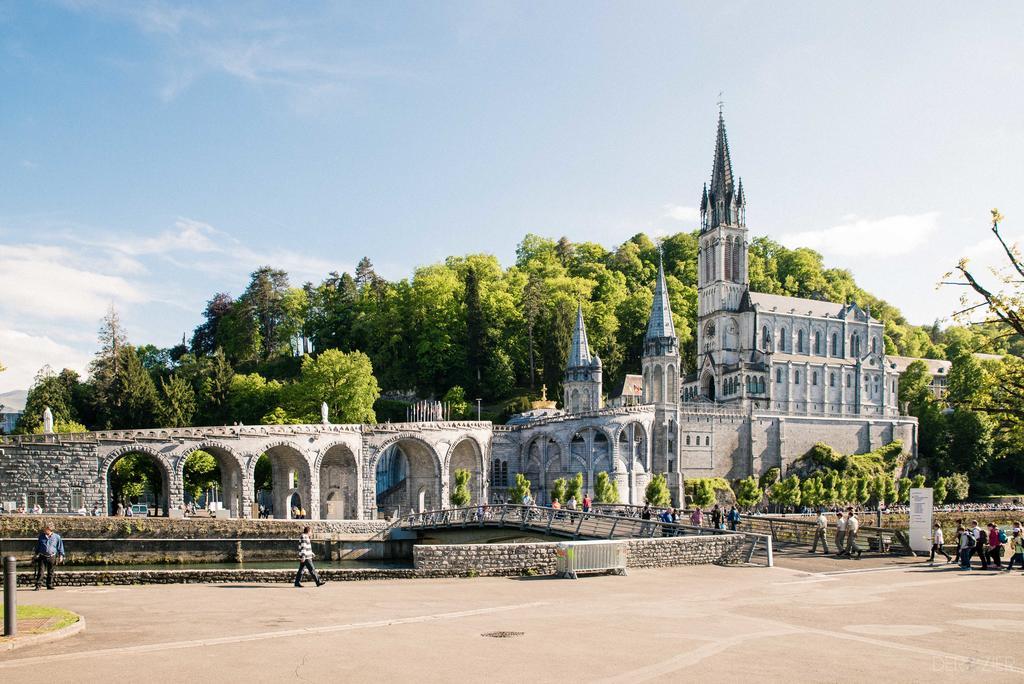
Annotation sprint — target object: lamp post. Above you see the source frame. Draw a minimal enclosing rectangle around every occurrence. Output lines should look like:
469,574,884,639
476,398,482,421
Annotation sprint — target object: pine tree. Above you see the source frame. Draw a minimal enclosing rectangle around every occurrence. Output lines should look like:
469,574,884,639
158,374,197,427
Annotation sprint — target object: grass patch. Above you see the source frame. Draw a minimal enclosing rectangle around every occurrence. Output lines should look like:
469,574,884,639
0,605,79,634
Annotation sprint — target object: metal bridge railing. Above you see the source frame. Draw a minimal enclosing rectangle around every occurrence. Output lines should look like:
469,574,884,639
395,505,773,566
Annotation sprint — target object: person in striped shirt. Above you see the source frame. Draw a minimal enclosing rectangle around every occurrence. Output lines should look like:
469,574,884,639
295,526,325,588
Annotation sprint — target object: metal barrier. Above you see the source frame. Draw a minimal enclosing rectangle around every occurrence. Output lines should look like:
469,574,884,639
3,556,15,637
739,515,915,556
555,540,627,579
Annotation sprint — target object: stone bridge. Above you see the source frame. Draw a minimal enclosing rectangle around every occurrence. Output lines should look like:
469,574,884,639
0,406,663,520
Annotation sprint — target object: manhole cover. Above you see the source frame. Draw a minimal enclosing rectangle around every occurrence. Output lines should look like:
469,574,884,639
481,631,524,639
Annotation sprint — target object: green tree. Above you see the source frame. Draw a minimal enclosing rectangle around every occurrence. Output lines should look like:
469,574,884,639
16,365,79,433
801,477,826,509
451,468,471,507
932,477,948,504
183,450,220,503
758,467,781,493
735,476,763,511
594,471,619,503
443,385,470,419
855,477,871,506
508,473,531,503
773,475,802,509
227,373,283,425
565,473,583,503
911,474,926,489
645,474,671,506
897,477,912,504
692,479,717,509
946,472,970,501
32,419,87,434
550,477,567,505
108,453,162,509
822,470,843,505
158,374,197,427
291,349,380,423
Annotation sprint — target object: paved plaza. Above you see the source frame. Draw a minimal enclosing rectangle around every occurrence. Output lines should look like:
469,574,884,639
1,554,1021,682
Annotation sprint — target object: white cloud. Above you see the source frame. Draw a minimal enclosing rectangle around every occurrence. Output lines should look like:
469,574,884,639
663,204,701,222
779,211,940,258
0,329,92,393
0,244,148,321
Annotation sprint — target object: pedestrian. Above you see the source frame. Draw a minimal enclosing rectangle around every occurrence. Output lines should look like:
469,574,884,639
1005,530,1024,571
125,504,134,518
690,507,704,528
727,505,740,531
811,509,829,554
33,524,65,591
641,503,652,521
958,524,975,570
929,522,952,564
567,495,577,511
987,523,1005,568
971,520,989,569
844,508,862,560
551,499,561,510
115,502,124,517
294,526,325,588
711,504,723,530
835,510,848,556
581,495,591,513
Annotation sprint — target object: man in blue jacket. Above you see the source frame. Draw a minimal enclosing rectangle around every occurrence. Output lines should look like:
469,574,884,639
34,524,65,590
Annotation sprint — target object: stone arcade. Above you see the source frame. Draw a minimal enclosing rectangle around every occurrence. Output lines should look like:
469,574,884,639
0,114,917,518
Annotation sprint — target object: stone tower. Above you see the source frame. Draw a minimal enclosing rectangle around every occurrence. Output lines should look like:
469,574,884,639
564,303,602,413
696,111,748,400
642,254,680,474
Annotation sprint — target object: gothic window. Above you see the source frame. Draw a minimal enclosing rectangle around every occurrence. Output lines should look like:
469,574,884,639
762,326,770,350
758,377,765,393
776,368,783,383
814,331,822,355
724,239,733,281
846,374,852,388
812,371,818,386
830,373,835,387
686,435,691,446
732,239,740,282
779,328,788,352
746,375,752,393
831,333,838,356
795,371,800,384
797,329,805,353
851,333,861,357
871,336,878,354
705,435,710,446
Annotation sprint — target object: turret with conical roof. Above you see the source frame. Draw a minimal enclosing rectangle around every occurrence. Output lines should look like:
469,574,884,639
563,302,602,413
641,250,680,478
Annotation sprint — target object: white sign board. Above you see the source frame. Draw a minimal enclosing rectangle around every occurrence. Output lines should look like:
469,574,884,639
909,487,933,553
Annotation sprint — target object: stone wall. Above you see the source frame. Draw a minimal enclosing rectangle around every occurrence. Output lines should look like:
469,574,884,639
0,514,387,539
412,534,751,575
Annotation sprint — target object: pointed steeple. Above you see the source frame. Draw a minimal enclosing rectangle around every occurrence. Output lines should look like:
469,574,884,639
702,110,742,231
645,252,676,341
568,302,593,368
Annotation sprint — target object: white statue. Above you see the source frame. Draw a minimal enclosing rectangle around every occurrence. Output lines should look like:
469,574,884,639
321,401,329,425
42,406,54,434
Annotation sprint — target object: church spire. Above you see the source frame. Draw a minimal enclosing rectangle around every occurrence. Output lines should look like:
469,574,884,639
568,302,593,368
645,252,676,342
702,110,742,231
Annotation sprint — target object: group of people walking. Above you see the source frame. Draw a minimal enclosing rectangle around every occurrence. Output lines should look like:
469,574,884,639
809,507,863,559
942,519,1024,572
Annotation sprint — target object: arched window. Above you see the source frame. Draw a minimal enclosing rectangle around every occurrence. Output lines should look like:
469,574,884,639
829,373,835,387
852,333,861,356
871,336,878,354
776,368,783,383
686,435,691,446
758,377,765,393
732,239,740,282
746,375,752,393
779,328,788,352
846,374,852,388
724,239,733,281
831,333,838,356
795,371,800,384
814,331,822,355
812,371,818,385
762,326,770,350
797,329,805,353
705,435,710,446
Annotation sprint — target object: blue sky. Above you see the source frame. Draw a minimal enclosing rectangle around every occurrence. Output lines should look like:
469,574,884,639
2,1,1023,392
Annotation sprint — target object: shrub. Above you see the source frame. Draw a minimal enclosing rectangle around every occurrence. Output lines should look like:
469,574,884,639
645,474,671,506
735,476,763,511
451,468,471,507
508,473,531,503
550,478,567,505
594,472,619,503
565,473,583,503
947,473,970,502
932,476,948,504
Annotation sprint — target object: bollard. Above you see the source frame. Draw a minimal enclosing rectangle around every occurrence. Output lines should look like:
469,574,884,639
3,556,16,637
